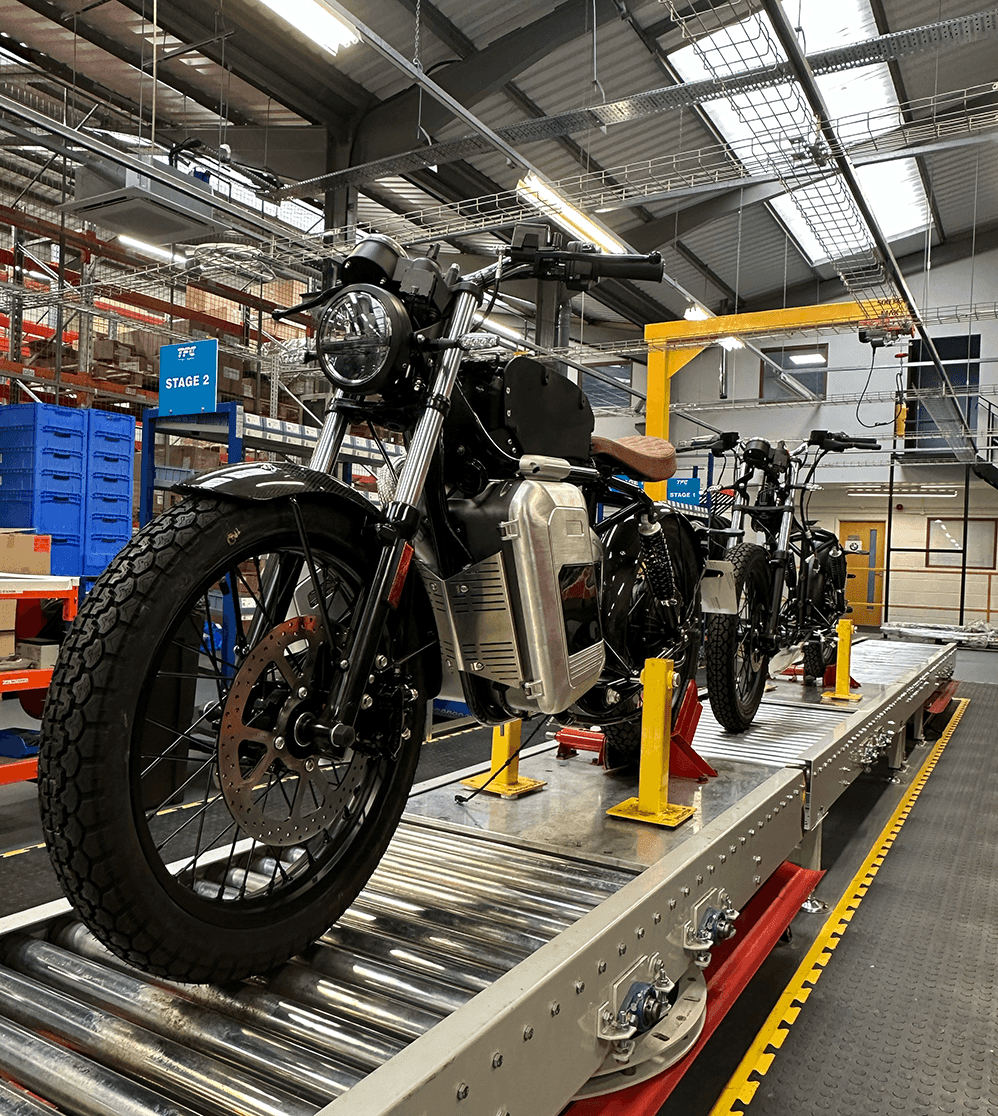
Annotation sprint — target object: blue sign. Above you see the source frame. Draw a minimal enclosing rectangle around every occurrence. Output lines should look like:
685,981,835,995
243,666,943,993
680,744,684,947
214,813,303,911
667,476,702,507
159,339,218,416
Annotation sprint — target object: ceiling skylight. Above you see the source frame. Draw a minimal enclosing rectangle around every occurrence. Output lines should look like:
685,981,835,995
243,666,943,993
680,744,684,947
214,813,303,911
669,0,932,266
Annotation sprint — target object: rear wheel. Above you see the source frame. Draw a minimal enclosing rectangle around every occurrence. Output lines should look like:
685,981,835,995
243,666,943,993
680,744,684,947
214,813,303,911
602,523,702,769
705,543,771,733
803,632,837,680
38,496,426,983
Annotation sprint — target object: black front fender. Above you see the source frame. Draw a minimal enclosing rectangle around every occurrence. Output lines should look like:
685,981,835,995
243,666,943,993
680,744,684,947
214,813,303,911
177,461,382,520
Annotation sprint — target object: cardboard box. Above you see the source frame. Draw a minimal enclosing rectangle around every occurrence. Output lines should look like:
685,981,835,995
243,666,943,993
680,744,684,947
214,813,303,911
15,637,59,669
0,601,15,659
0,532,52,575
0,631,14,658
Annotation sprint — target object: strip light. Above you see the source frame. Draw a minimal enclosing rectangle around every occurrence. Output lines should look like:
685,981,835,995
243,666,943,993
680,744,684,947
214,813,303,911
517,173,628,255
119,236,187,266
254,0,358,55
790,352,827,366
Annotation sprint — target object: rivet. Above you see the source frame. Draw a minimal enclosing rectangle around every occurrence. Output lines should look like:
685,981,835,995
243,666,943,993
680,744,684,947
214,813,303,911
598,961,606,973
668,899,676,910
753,855,762,864
618,944,627,956
492,1052,503,1069
695,874,703,885
575,980,585,994
636,928,645,939
730,844,737,854
681,886,690,897
457,1083,469,1100
653,912,662,924
753,875,762,885
748,828,755,836
523,1026,534,1040
708,864,715,874
740,836,747,845
719,854,727,863
551,1002,561,1016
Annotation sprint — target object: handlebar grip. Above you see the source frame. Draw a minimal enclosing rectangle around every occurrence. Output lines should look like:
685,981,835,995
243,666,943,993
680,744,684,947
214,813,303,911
809,429,881,451
590,252,663,282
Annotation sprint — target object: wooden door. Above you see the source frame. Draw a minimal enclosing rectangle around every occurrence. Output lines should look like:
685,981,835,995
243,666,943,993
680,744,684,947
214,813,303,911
839,520,886,627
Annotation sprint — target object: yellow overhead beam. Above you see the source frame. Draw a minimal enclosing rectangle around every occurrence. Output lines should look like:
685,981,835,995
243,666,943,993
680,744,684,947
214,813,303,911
644,299,901,350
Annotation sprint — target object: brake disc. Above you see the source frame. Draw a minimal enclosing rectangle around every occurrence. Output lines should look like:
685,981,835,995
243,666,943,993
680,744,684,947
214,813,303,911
217,615,366,846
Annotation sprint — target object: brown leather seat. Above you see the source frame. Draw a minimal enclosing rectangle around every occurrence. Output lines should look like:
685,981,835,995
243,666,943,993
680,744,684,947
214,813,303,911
591,434,677,482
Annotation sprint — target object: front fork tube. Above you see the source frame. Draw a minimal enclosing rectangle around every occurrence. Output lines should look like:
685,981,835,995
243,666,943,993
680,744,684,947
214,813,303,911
329,286,483,734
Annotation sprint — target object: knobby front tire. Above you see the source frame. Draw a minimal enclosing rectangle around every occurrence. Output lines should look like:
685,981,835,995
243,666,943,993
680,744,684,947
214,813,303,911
38,496,425,983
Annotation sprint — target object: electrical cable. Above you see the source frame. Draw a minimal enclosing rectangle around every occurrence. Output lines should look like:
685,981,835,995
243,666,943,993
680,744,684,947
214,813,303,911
855,346,903,430
454,716,551,804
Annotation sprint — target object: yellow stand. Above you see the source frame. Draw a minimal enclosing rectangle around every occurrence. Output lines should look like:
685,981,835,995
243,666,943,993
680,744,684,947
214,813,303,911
821,618,863,704
460,720,546,799
607,658,696,829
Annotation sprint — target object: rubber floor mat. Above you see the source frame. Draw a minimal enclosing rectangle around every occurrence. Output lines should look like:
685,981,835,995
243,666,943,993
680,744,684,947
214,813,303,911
720,680,996,1115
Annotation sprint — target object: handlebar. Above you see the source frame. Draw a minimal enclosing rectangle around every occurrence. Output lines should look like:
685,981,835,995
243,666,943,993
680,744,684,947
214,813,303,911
808,430,882,452
272,286,337,322
507,234,663,288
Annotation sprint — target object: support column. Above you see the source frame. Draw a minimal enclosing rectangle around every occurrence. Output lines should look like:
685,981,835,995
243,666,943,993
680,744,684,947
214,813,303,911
644,345,703,500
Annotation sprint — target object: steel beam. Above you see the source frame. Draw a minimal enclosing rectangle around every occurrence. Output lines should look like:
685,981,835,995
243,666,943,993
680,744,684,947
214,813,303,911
759,0,976,462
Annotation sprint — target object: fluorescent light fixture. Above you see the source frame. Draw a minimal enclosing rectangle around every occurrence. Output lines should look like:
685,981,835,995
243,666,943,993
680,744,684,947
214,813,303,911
253,0,358,55
790,353,826,366
684,303,710,321
718,336,744,351
517,173,628,255
119,236,187,266
848,486,957,497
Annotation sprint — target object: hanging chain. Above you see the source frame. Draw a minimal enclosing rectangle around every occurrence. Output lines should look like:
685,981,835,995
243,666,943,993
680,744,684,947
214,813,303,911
413,0,429,145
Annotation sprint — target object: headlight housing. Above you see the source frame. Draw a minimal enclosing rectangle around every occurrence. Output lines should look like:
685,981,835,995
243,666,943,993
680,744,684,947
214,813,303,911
315,284,410,395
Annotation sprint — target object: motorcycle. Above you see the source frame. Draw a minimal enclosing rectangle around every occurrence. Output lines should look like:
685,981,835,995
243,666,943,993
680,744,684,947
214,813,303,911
38,225,704,982
701,428,880,733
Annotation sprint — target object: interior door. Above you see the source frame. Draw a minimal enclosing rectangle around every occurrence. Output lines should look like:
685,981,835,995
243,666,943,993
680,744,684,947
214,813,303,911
839,520,886,628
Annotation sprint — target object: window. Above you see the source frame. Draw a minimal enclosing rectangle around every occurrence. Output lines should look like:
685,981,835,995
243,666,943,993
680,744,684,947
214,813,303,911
759,345,828,402
906,334,980,456
582,363,634,409
926,518,997,569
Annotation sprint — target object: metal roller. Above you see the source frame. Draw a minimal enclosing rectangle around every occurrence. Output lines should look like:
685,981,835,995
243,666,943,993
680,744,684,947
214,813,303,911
309,925,502,993
391,824,634,894
54,922,404,1074
374,849,595,922
0,1078,73,1116
1,936,359,1104
266,960,443,1043
334,903,528,972
0,966,317,1116
289,943,473,1016
0,1014,204,1116
350,888,553,955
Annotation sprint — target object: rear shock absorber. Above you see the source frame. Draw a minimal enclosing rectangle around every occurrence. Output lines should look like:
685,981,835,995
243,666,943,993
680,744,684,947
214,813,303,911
639,514,679,620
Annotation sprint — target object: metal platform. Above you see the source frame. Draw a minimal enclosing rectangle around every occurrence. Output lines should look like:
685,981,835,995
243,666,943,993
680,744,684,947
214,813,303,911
0,640,955,1116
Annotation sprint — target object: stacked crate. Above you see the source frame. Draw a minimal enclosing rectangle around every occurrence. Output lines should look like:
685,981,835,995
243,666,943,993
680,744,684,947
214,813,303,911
84,410,135,576
0,403,86,575
0,403,136,577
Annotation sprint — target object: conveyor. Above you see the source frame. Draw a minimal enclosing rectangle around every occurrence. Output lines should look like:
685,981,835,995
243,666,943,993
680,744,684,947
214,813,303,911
0,639,955,1116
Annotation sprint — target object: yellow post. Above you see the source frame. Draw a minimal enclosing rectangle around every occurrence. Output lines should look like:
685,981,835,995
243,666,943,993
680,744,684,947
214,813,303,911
607,658,695,828
460,720,546,799
644,345,703,501
822,618,862,704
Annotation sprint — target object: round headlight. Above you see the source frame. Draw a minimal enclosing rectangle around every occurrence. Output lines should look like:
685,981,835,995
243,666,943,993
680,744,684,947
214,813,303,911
315,284,409,395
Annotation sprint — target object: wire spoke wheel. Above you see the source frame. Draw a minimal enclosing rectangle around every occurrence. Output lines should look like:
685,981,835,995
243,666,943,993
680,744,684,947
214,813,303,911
39,497,426,982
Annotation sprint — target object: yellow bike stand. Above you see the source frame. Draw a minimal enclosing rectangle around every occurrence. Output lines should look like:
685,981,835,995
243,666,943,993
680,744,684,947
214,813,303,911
460,720,546,799
821,617,863,704
606,658,696,829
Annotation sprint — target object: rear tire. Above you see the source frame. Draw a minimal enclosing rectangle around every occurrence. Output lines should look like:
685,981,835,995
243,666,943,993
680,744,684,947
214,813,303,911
39,496,426,983
705,543,771,733
602,523,702,769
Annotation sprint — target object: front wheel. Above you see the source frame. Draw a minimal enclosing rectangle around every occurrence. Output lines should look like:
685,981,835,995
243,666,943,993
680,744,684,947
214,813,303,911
705,543,771,733
38,497,426,983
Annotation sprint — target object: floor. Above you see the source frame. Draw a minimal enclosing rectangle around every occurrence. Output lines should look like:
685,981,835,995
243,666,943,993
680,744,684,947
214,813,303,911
0,643,994,1115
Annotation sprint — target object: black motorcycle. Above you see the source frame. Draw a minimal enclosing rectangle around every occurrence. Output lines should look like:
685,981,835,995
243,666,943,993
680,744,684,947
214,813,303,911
701,429,879,732
38,226,703,982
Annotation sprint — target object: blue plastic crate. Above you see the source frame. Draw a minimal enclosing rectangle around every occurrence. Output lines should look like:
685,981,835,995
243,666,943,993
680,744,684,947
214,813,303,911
88,471,131,500
87,489,131,517
87,449,131,478
49,534,83,576
88,409,135,452
86,512,130,537
0,446,84,477
0,492,82,534
84,532,131,577
0,465,84,495
0,403,86,458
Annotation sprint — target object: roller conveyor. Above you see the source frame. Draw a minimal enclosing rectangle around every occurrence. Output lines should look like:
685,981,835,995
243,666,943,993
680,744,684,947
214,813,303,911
0,640,956,1116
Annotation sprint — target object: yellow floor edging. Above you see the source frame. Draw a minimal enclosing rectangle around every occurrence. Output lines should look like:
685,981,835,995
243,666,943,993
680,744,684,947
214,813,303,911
709,696,970,1115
